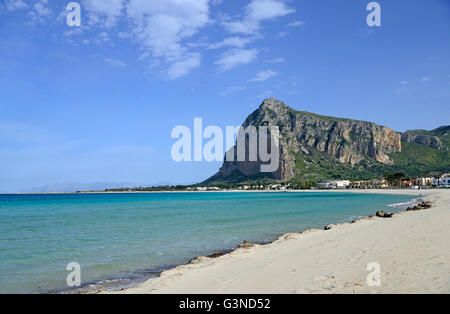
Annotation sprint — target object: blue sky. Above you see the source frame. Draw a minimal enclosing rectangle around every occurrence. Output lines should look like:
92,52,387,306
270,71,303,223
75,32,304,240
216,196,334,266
0,0,449,192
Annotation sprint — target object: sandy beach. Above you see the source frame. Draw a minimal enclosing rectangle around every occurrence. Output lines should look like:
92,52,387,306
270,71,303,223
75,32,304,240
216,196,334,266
110,189,450,294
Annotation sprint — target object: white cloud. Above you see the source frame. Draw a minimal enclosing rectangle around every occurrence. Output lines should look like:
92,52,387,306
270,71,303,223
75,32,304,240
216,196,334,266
93,31,111,45
34,0,50,16
166,53,201,80
286,20,304,27
27,0,51,24
64,28,84,37
223,0,295,35
276,31,288,38
122,0,210,79
422,76,432,82
118,32,130,39
249,69,278,82
215,48,258,71
83,0,125,28
5,0,27,11
31,0,292,79
208,37,253,49
356,28,374,38
266,58,284,63
126,0,210,60
105,58,126,68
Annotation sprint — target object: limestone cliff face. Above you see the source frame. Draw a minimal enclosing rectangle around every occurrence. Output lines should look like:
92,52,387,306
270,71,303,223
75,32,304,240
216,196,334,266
401,132,443,150
217,98,402,182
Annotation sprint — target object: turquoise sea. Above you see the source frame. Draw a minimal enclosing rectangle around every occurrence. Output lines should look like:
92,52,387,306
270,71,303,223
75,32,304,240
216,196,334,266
0,192,417,294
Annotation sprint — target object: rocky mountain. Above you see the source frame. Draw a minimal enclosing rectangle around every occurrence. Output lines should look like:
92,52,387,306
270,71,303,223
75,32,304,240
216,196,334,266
205,98,449,184
402,126,450,151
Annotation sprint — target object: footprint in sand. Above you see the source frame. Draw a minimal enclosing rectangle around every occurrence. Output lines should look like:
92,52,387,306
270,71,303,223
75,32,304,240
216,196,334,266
313,275,335,281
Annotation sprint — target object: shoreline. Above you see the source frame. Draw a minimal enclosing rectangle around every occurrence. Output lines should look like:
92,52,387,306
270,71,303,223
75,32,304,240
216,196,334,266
2,188,444,196
95,189,449,294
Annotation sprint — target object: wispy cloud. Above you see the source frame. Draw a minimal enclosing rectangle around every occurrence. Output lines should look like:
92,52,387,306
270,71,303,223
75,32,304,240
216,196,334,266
27,0,51,24
118,32,130,39
5,0,27,11
286,20,304,27
125,0,209,73
215,48,258,71
271,20,305,39
65,27,83,36
223,0,295,35
355,27,374,38
249,69,278,82
208,36,253,49
82,0,210,79
93,31,111,45
422,76,432,82
33,0,51,16
211,0,294,70
14,0,295,79
83,0,126,28
276,31,289,39
266,58,284,63
166,53,201,80
104,57,126,68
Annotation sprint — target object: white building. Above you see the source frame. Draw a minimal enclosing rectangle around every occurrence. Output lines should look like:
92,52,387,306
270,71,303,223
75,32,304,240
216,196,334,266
415,177,434,187
270,184,282,190
317,180,350,190
433,174,450,187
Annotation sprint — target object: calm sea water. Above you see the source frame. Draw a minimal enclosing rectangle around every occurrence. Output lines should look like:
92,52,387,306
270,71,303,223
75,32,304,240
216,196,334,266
0,192,416,294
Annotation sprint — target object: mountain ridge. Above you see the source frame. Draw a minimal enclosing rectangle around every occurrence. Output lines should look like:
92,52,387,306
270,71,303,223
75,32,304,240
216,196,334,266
205,98,449,184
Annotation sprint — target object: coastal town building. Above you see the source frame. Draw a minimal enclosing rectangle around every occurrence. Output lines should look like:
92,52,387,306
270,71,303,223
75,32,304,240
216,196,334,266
194,187,220,191
349,179,389,189
401,180,414,188
433,174,450,187
414,177,434,187
317,180,350,190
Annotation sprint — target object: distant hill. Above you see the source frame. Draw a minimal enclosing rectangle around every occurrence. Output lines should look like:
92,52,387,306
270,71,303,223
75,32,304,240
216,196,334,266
26,182,137,193
204,98,449,184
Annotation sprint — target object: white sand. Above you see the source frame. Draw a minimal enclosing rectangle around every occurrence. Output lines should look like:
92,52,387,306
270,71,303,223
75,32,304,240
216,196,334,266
114,190,450,294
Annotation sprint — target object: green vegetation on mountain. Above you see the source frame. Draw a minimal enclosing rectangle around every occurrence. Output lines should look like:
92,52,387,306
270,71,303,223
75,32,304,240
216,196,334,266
389,142,450,176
